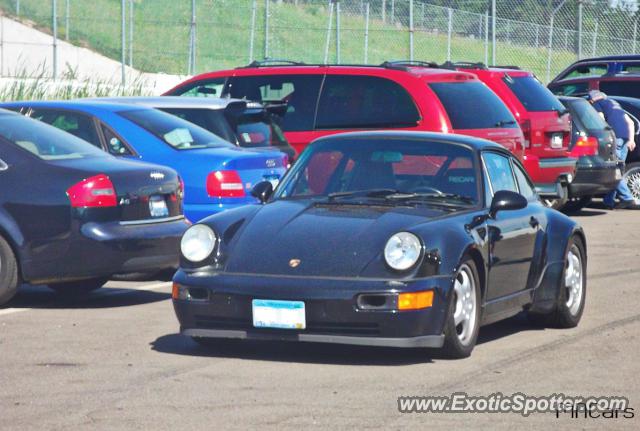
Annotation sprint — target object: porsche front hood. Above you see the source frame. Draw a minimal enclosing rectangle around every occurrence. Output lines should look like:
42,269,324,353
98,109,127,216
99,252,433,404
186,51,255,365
223,200,449,277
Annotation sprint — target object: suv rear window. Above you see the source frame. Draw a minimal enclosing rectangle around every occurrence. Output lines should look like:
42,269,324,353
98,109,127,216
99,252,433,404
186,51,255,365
568,99,608,131
503,75,565,112
223,75,323,132
315,75,420,129
429,82,517,130
599,81,640,98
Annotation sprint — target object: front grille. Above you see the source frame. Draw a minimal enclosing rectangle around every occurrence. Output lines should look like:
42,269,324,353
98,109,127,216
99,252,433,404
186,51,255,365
194,315,381,336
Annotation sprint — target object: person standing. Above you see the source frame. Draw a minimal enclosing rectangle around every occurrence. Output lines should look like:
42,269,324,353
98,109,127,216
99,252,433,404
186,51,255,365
588,90,640,210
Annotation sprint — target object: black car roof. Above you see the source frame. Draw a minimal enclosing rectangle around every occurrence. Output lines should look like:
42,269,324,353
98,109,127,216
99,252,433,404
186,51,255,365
574,55,640,63
310,131,509,153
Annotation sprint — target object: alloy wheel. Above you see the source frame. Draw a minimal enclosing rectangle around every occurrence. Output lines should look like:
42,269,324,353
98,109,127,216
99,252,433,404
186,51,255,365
625,167,640,201
453,264,477,345
564,244,583,316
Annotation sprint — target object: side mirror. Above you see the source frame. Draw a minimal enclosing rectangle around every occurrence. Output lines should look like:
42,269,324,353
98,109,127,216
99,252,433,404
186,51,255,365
251,181,274,204
489,190,527,218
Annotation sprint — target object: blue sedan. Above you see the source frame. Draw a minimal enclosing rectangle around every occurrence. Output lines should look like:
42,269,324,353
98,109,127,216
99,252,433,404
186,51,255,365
1,101,288,222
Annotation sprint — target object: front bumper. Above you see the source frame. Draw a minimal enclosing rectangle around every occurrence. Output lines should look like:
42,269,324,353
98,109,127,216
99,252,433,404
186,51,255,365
172,271,453,348
568,160,621,197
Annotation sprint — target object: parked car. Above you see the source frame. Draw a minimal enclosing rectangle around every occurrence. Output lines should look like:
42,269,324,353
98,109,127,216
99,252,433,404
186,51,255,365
557,96,621,212
91,97,296,160
0,101,288,222
608,96,640,201
163,60,526,160
172,131,587,359
0,110,187,305
548,55,640,98
442,62,576,209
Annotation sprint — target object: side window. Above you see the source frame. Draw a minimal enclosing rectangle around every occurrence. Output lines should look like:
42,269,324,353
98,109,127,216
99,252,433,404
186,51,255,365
551,82,589,96
315,75,420,130
563,64,608,80
223,75,323,132
101,124,132,155
175,78,226,97
29,109,101,148
512,162,536,200
482,152,517,194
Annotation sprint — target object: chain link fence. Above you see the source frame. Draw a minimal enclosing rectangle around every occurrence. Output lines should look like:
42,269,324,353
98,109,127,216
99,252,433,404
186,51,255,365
0,0,638,85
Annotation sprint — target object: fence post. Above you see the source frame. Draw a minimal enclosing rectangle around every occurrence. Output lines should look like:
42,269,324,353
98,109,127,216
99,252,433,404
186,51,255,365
364,2,369,63
65,0,69,40
546,17,554,82
121,0,125,86
491,0,496,65
1,16,4,76
53,0,58,80
336,0,341,63
382,0,385,23
391,0,394,24
409,0,414,61
249,0,257,62
15,0,19,16
633,20,637,54
446,7,452,61
323,1,334,64
264,0,269,59
577,0,583,58
535,24,539,48
484,10,489,65
129,0,133,67
592,20,598,56
188,0,196,75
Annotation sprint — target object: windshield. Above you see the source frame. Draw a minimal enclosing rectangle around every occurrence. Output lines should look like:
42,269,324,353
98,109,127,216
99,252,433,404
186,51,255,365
503,75,566,112
119,108,234,150
567,99,608,131
0,114,107,160
275,136,479,205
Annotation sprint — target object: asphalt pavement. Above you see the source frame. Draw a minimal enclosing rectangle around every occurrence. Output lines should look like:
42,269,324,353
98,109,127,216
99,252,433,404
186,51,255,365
1,203,639,430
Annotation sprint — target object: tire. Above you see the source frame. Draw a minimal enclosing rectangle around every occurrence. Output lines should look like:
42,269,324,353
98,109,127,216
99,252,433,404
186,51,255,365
0,235,19,306
542,184,568,211
562,197,592,213
48,277,109,296
527,236,586,328
623,162,640,202
441,258,481,359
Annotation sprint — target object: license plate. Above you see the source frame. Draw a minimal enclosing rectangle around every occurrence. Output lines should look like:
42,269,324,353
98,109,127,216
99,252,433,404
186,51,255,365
252,299,305,330
615,168,622,180
263,174,280,189
149,195,169,218
551,133,563,149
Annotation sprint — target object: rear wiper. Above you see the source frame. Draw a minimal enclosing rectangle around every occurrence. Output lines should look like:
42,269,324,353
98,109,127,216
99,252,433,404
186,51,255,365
495,119,517,128
552,108,570,117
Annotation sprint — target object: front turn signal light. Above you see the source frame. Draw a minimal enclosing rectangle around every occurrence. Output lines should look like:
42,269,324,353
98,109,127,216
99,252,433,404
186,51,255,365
397,290,434,311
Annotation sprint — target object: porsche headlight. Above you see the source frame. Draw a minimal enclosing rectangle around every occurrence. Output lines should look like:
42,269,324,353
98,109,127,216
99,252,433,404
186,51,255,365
384,232,422,271
180,224,216,262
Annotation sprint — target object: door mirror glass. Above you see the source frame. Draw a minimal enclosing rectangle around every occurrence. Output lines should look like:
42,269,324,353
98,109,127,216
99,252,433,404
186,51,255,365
251,181,274,203
490,190,528,218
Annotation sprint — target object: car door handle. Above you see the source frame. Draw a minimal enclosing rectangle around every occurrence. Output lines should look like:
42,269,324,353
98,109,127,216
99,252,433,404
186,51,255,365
529,216,539,229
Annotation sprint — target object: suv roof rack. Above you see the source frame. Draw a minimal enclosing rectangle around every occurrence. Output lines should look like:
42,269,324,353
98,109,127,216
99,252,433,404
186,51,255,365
440,61,521,71
492,65,521,70
380,60,439,71
240,59,306,68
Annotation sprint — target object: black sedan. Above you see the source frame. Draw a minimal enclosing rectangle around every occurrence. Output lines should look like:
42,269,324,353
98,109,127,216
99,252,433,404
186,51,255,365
558,96,621,212
172,132,587,358
0,110,187,305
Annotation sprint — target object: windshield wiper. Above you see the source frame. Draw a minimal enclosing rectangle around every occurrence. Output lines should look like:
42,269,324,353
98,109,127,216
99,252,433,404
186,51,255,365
327,189,402,201
385,192,476,205
495,119,517,128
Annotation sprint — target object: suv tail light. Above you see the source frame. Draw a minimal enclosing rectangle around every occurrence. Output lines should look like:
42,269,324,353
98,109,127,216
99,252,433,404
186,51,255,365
206,170,246,198
66,174,117,208
520,120,531,148
571,136,599,157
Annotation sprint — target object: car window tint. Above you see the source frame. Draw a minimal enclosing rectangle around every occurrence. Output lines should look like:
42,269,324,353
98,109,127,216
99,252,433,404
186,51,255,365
159,107,237,144
315,75,420,129
567,99,608,131
512,162,536,200
429,82,517,130
551,82,589,96
119,109,234,151
563,63,608,79
291,151,347,196
101,124,132,155
223,75,323,131
172,78,226,97
621,64,640,74
482,152,517,193
29,109,102,148
0,115,107,160
502,75,565,112
600,81,640,98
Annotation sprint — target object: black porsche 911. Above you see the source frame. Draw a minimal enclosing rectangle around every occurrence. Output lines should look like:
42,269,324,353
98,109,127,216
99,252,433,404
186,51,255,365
172,131,587,358
0,110,188,306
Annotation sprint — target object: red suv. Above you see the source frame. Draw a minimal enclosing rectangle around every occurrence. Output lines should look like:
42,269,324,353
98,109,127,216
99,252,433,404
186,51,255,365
443,62,576,207
165,60,525,161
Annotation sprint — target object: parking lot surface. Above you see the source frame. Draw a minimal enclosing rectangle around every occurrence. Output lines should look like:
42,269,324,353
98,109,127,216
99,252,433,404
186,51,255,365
1,204,639,430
